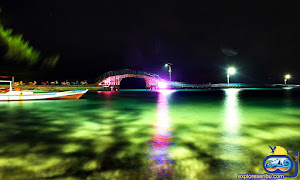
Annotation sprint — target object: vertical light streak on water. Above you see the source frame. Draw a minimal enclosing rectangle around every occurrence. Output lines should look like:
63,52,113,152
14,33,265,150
218,89,243,177
224,89,241,135
146,90,174,179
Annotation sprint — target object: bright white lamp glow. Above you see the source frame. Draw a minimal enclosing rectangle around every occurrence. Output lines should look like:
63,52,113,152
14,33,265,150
227,67,236,75
284,74,291,85
158,81,168,89
165,64,168,67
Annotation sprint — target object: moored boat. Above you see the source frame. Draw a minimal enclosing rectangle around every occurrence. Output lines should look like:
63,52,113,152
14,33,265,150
0,80,88,101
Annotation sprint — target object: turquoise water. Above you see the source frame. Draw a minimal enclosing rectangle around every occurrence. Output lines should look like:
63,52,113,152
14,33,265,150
0,89,300,179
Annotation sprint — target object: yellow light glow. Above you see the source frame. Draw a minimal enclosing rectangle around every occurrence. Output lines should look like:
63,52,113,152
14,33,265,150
285,74,291,79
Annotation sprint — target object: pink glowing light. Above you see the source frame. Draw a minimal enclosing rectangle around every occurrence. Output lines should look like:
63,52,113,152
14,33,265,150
158,81,168,89
98,73,162,88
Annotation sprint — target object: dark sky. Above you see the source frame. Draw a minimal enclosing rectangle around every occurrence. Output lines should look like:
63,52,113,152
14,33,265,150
1,0,300,84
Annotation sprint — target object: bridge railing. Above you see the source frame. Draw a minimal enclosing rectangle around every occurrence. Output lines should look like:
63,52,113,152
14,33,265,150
96,69,161,83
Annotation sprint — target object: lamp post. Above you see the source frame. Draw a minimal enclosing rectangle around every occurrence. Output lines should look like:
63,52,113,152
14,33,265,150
284,74,291,85
227,67,236,85
165,63,172,81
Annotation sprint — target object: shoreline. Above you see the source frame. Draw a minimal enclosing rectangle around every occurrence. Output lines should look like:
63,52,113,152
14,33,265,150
0,84,299,92
1,85,107,92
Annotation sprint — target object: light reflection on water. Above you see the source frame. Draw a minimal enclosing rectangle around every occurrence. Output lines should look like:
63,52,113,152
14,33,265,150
0,89,300,179
224,89,241,135
147,90,174,179
217,89,245,178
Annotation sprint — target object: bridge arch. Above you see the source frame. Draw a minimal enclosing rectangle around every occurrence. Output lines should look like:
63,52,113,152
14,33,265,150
96,69,164,89
119,78,147,89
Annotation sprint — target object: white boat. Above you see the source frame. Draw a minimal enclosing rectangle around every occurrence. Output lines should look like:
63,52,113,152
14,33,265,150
0,80,88,101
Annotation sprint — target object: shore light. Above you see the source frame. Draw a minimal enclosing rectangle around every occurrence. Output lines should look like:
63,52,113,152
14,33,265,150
227,67,236,85
284,74,291,85
158,81,168,89
164,63,172,81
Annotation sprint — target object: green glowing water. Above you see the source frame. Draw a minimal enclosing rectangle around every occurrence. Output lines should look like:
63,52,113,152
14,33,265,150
0,89,300,180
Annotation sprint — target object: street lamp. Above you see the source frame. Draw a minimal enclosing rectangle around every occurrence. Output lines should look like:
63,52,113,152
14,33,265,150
227,67,236,85
284,74,291,85
165,63,172,81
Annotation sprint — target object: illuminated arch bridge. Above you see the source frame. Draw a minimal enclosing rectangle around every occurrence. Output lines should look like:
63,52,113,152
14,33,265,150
97,69,166,88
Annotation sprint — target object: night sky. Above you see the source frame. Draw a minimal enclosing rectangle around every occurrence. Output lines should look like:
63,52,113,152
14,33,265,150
1,1,300,84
